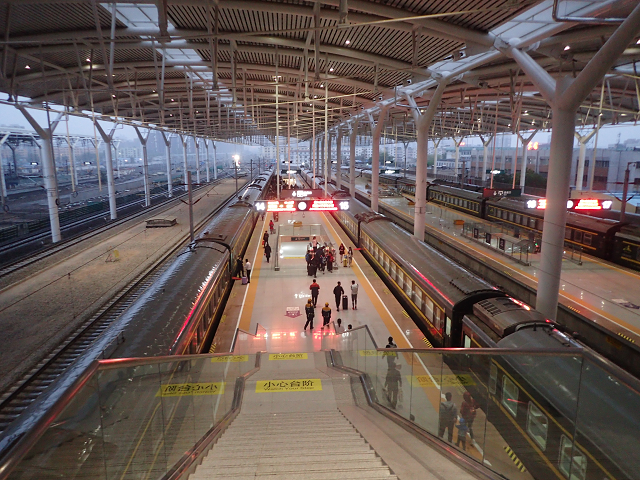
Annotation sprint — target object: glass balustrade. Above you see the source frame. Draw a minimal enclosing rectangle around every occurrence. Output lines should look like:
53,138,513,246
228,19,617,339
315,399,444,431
327,325,640,480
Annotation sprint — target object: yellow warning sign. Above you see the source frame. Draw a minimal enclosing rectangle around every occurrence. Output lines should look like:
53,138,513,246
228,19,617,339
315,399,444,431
211,355,249,363
359,350,397,357
407,374,475,387
256,379,322,392
157,382,225,397
268,353,308,360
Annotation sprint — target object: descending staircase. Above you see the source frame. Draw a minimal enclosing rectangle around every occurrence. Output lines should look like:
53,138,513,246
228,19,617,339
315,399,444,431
190,410,398,479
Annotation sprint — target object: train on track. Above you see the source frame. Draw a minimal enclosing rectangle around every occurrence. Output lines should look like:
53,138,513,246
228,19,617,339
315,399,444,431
106,173,273,358
302,170,638,480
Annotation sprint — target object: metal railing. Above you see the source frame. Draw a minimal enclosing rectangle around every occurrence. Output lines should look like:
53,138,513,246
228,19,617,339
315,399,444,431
0,352,261,480
323,325,640,480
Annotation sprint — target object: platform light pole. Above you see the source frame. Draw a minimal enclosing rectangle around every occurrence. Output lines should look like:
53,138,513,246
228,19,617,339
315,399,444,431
233,154,240,192
620,161,638,224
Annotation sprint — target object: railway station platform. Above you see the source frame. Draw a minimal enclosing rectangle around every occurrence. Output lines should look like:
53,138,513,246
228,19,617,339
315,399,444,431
210,209,534,480
0,177,247,396
345,174,640,347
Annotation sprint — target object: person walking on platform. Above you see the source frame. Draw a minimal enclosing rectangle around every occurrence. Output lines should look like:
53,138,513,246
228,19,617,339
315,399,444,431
309,279,320,307
438,392,458,443
339,243,345,257
244,259,252,283
262,230,269,247
327,251,334,273
385,364,402,409
269,219,275,234
333,282,344,311
350,280,359,309
304,299,314,330
321,302,332,328
385,336,398,368
348,247,353,267
264,243,272,263
305,250,312,267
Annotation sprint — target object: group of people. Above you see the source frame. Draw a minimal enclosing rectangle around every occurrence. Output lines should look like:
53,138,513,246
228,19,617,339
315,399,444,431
235,256,252,283
304,278,360,331
305,238,353,277
438,391,478,451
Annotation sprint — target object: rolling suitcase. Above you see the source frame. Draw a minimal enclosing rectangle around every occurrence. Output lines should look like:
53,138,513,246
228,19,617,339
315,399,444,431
241,276,248,285
342,295,348,310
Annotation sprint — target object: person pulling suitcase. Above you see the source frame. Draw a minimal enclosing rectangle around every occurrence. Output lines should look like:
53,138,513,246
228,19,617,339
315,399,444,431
333,282,344,311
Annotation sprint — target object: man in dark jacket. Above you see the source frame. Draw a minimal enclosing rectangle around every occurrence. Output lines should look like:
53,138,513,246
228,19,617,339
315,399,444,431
304,299,314,330
309,279,320,307
333,281,344,311
385,364,402,409
262,230,269,246
438,392,458,442
264,243,272,263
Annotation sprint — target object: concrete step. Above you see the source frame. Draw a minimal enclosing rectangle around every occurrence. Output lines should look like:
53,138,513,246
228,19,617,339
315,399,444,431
190,469,397,480
201,451,377,466
210,443,372,455
195,459,385,475
221,428,356,439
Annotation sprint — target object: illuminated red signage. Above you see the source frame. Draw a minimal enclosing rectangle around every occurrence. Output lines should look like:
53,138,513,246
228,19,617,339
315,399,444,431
255,199,350,212
525,198,613,211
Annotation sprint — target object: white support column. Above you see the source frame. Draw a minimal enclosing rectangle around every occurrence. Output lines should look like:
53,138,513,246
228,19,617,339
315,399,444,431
180,135,189,192
504,0,640,318
134,127,152,207
93,122,118,220
212,141,218,180
349,120,358,197
518,130,538,190
0,134,10,207
18,107,64,241
574,128,599,191
204,139,211,183
68,139,79,191
454,136,464,181
406,81,447,241
368,105,391,213
336,129,342,191
194,137,201,185
479,136,492,182
160,131,173,197
326,133,332,188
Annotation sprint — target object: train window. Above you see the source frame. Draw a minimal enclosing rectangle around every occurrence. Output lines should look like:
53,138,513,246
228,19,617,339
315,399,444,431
413,289,422,310
529,217,536,229
502,376,519,417
515,214,521,224
508,212,514,222
383,254,390,273
489,363,497,394
559,436,587,480
574,231,582,243
527,402,548,450
565,228,572,240
536,218,543,230
423,297,434,325
501,210,507,220
445,316,451,336
463,335,471,348
390,262,397,279
397,269,404,289
489,206,495,216
404,278,412,298
583,233,592,246
435,308,444,333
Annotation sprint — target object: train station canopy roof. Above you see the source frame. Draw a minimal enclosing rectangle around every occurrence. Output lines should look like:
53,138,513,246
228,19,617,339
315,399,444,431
0,0,639,143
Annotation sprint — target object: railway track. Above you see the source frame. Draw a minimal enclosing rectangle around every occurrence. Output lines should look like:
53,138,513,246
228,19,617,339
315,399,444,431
0,173,232,280
0,182,242,436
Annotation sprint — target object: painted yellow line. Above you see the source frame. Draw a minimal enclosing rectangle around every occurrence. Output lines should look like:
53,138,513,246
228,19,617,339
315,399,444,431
236,214,268,333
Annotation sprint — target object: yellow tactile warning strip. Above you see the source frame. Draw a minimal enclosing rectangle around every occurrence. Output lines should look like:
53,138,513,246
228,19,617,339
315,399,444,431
504,445,527,473
422,337,433,348
236,214,269,333
381,199,640,340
